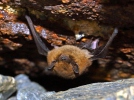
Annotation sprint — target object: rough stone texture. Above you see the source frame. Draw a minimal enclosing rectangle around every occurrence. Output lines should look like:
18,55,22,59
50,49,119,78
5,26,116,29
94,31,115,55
8,96,17,100
44,78,134,100
1,0,134,27
0,74,16,100
15,74,55,100
7,76,134,100
0,0,134,38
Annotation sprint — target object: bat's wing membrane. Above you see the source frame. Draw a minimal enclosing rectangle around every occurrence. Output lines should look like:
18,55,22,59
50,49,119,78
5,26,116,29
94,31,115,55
25,15,49,56
92,28,118,60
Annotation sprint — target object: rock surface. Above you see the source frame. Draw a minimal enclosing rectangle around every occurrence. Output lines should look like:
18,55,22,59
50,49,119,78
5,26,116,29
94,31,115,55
7,74,134,100
15,74,55,100
1,0,134,27
0,74,16,100
44,78,134,100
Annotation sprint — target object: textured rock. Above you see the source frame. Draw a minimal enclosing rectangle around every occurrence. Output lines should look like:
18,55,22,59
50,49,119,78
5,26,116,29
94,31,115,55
44,78,134,100
6,75,134,100
15,74,55,100
0,74,16,100
1,0,134,27
8,96,17,100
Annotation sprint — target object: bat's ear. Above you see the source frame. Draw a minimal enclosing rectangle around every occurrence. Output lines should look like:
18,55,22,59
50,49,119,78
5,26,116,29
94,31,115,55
91,28,118,60
25,15,49,56
81,37,100,51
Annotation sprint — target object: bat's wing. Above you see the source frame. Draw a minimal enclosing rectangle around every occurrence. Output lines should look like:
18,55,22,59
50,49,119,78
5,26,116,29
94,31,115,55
92,28,118,60
25,15,49,56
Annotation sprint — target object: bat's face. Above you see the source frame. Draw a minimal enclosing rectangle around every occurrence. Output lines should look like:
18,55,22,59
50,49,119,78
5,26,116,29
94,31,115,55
47,45,92,79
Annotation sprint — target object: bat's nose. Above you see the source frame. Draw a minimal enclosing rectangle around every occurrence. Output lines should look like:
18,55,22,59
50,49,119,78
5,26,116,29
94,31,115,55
59,54,69,61
61,56,66,60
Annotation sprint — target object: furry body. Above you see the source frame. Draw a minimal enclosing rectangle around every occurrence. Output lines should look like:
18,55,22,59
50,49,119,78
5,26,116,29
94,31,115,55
47,45,92,79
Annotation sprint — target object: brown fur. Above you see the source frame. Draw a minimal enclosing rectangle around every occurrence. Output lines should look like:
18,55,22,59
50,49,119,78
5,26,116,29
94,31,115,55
47,45,93,79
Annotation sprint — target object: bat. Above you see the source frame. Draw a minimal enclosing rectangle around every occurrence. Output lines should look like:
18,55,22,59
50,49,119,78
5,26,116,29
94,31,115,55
25,15,118,79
